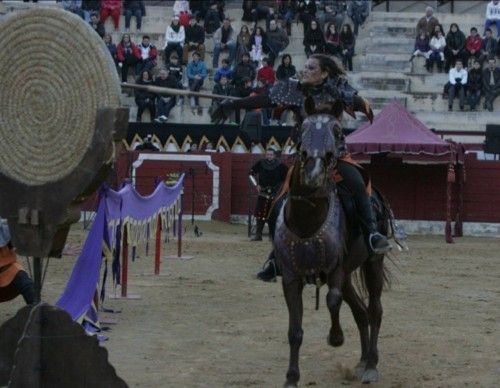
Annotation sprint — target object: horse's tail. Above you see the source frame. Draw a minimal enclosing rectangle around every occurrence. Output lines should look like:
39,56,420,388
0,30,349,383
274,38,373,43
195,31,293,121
353,259,393,300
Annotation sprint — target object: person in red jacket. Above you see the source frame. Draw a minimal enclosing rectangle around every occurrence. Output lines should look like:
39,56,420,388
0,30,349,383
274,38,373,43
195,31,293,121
117,33,141,82
256,57,276,86
464,27,482,67
136,35,158,75
100,0,122,30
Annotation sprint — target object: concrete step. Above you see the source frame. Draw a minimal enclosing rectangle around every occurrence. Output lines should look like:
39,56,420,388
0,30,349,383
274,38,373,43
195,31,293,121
355,53,411,72
350,72,409,92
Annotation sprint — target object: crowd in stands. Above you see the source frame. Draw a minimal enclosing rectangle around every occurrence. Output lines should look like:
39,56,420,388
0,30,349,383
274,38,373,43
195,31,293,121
410,2,500,112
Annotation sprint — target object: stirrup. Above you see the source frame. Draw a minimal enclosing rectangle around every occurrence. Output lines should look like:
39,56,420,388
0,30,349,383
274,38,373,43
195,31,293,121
369,232,391,255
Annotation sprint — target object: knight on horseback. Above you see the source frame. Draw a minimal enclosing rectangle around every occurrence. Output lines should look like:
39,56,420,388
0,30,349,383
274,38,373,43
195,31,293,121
211,54,391,281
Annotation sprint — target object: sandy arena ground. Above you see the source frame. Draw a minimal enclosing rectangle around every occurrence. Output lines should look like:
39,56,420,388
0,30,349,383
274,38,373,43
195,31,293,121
2,221,499,387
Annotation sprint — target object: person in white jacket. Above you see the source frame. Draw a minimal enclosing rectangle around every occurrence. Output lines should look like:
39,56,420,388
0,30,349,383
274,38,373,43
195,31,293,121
448,59,468,111
429,29,446,72
485,0,500,37
164,16,185,65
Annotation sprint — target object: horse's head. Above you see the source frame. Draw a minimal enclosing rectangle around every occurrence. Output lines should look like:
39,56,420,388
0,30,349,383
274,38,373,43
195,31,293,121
296,114,340,190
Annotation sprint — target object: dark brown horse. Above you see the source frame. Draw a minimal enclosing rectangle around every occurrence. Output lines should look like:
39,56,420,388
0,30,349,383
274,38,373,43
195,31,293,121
273,113,391,387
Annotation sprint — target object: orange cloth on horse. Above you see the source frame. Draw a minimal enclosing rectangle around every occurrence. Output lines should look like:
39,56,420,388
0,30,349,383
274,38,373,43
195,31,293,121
0,246,23,288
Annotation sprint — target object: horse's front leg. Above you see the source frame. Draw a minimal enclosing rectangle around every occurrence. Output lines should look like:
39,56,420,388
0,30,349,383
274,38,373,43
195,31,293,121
327,265,345,347
282,279,304,388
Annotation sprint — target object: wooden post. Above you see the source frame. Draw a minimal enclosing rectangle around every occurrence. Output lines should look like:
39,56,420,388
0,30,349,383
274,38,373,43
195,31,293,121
177,197,183,258
121,226,128,297
33,257,42,302
154,215,161,275
445,164,454,243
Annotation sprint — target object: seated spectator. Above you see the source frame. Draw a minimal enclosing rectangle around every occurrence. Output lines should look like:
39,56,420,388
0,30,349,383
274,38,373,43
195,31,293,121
348,0,369,36
233,53,257,88
429,29,446,72
447,59,467,111
233,76,253,123
100,0,122,30
136,35,157,75
276,54,296,81
204,2,221,35
297,0,317,31
304,20,325,58
190,0,208,21
249,26,268,66
174,0,191,26
104,33,117,64
241,0,256,22
236,25,252,64
164,16,185,66
182,16,205,64
212,74,234,96
467,60,483,111
62,0,84,18
116,33,141,82
325,22,341,58
82,0,100,22
480,28,498,65
252,77,272,125
340,23,355,71
416,6,440,36
135,70,156,121
409,30,431,65
214,58,234,84
213,19,237,69
444,23,466,72
318,1,345,33
135,134,159,151
266,19,289,67
166,53,183,85
483,57,500,111
257,57,276,86
154,69,180,123
464,27,482,67
277,0,297,36
484,0,500,37
123,0,145,32
89,12,105,38
434,23,445,36
186,51,207,114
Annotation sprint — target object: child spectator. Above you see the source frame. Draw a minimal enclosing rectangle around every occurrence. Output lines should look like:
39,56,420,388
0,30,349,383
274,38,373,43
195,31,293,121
429,29,446,72
304,19,325,58
135,70,155,121
212,74,234,96
89,12,105,38
214,58,233,84
136,35,157,75
116,33,141,82
123,0,145,32
483,57,500,111
182,16,206,64
249,26,268,66
467,60,483,111
276,54,296,81
164,16,185,66
480,28,498,65
409,30,431,65
447,59,467,111
100,0,122,30
186,51,207,114
236,25,252,63
154,69,181,123
416,6,440,36
104,33,117,64
257,57,276,86
213,19,237,69
444,23,466,72
166,53,183,84
325,22,341,57
464,27,482,67
484,0,500,37
340,23,355,71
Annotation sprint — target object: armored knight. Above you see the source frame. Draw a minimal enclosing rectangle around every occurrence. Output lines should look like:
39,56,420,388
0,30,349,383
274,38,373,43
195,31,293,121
212,54,391,281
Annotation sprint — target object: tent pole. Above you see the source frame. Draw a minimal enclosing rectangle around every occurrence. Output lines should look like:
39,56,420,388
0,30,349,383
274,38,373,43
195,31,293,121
445,163,454,243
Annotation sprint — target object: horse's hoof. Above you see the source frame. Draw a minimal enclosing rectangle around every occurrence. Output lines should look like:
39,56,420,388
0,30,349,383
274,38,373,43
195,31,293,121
361,368,379,384
327,331,344,347
354,361,367,380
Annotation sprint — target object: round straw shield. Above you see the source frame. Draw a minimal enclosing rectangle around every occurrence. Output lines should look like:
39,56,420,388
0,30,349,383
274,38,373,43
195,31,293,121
0,7,120,186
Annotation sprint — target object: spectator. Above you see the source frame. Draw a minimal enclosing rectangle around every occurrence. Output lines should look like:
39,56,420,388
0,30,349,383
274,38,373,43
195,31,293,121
429,29,446,72
154,69,180,123
100,0,122,30
444,23,466,72
348,0,369,36
233,76,253,123
324,22,341,57
104,33,117,64
190,0,208,21
233,52,256,88
416,6,439,36
62,0,84,18
484,0,500,37
214,58,233,83
249,26,268,66
174,0,191,26
266,19,289,66
340,23,355,71
166,53,183,85
212,74,234,96
480,28,498,65
303,19,325,58
136,35,157,75
123,0,145,32
464,27,482,67
236,24,252,63
213,18,237,69
257,57,276,86
276,54,296,81
204,2,221,34
186,51,207,114
483,57,500,111
164,16,185,66
89,12,105,38
183,16,206,64
135,134,159,151
252,78,272,125
409,30,431,65
297,0,318,31
447,59,467,111
116,33,141,82
277,0,297,36
135,70,156,121
467,60,483,111
318,1,345,32
82,0,100,22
